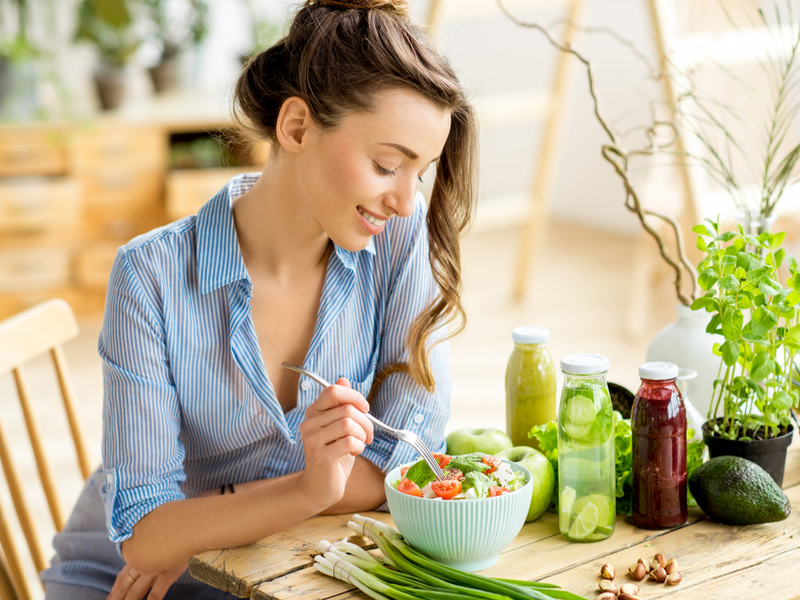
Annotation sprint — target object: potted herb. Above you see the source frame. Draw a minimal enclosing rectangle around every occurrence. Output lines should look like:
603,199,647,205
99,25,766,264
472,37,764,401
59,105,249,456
140,0,208,93
690,218,798,485
0,0,41,118
74,0,141,110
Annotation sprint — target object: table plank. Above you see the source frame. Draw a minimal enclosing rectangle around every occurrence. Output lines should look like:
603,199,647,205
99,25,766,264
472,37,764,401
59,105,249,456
188,513,394,597
540,483,800,600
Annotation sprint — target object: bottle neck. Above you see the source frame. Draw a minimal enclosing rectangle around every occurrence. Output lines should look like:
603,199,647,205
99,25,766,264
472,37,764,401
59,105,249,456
563,371,608,385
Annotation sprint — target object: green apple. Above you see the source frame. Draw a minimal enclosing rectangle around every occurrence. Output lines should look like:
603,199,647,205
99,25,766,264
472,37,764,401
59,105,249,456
445,428,513,456
496,446,555,522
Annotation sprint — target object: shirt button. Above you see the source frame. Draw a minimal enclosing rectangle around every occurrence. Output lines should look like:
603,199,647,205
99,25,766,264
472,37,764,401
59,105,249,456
413,413,424,424
300,380,312,391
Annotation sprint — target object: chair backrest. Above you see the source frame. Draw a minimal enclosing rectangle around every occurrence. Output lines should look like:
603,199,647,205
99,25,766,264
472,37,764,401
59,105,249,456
0,300,91,600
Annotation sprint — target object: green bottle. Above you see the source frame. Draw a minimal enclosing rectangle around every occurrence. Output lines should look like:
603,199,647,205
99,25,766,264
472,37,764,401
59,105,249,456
505,326,556,447
557,354,616,542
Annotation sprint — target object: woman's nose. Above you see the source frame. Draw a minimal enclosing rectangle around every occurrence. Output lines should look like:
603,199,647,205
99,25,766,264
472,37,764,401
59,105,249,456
384,178,417,218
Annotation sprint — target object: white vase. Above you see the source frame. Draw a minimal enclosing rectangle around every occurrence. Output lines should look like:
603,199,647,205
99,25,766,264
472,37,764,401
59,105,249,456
646,304,722,417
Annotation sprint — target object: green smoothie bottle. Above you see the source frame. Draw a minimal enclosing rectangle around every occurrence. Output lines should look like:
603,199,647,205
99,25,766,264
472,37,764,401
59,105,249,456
557,354,615,542
505,326,557,447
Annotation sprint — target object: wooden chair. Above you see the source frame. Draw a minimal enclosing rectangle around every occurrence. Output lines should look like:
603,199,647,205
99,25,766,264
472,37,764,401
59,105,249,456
0,300,92,600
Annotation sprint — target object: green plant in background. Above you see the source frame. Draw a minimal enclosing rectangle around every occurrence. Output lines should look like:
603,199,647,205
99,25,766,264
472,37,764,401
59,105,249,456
75,0,141,68
141,0,208,64
691,218,800,439
240,0,284,62
0,0,37,63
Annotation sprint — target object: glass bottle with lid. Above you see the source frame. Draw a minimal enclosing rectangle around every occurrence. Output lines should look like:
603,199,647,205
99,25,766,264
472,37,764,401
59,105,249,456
557,354,615,542
505,326,557,447
632,361,687,529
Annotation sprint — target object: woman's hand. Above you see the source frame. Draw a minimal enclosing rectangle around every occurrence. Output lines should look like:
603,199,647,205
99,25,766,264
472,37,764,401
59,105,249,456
107,563,187,600
298,378,374,509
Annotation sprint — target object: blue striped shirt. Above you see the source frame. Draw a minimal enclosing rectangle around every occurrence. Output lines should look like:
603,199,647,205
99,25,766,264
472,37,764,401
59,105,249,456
99,173,451,551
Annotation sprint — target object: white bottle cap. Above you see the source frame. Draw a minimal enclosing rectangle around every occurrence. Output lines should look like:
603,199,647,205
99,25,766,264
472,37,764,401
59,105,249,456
639,361,679,380
560,354,609,374
512,326,550,344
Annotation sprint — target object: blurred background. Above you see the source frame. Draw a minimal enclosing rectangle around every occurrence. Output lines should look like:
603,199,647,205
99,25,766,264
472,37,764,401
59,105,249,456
1,0,799,596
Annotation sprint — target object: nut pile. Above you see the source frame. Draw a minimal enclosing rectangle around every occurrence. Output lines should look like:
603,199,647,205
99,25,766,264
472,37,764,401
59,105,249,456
596,554,682,599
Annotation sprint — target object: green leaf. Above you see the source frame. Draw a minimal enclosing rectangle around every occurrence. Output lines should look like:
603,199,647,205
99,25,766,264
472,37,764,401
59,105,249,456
707,314,722,335
719,274,740,291
721,340,739,366
719,231,737,242
722,310,743,341
790,272,800,292
691,296,717,312
750,351,776,382
698,269,719,291
770,231,786,249
786,324,800,342
771,391,793,411
463,471,493,499
739,295,752,309
774,248,786,269
746,266,771,283
790,256,798,272
692,224,711,236
696,236,708,252
758,279,783,296
404,458,435,488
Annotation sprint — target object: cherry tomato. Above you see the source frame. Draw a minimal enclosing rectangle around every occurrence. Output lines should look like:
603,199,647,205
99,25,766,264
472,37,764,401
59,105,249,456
398,478,423,497
445,468,464,481
489,486,510,497
431,479,462,500
433,453,452,469
400,466,409,477
482,455,501,475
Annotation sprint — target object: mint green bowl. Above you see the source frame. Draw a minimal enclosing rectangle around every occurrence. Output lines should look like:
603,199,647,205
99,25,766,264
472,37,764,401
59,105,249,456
384,460,533,572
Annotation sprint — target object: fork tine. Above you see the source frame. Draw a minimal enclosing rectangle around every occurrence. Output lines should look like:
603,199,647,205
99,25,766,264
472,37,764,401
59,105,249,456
414,441,445,480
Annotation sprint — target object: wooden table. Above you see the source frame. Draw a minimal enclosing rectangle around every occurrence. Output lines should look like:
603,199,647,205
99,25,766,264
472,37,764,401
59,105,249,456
190,432,800,599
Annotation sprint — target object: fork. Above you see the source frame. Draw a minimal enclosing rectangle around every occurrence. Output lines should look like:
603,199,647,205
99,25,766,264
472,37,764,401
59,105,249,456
280,361,446,481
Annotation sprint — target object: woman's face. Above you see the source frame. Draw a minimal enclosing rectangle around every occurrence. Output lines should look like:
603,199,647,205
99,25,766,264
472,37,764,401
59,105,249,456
298,87,452,252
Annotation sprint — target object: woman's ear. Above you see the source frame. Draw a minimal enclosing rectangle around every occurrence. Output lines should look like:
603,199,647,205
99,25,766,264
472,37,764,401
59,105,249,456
275,96,314,153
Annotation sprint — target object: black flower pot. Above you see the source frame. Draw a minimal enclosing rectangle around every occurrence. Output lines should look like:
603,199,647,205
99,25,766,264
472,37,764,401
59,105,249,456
702,419,794,486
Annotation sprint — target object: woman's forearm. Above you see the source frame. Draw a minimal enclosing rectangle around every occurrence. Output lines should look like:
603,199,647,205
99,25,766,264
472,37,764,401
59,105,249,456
120,457,385,574
121,472,325,574
320,456,386,514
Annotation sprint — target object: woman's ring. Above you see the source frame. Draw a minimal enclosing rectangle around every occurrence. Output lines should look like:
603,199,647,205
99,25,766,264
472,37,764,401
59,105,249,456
126,572,138,584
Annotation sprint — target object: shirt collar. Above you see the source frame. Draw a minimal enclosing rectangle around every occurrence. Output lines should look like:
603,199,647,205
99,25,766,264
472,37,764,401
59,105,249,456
197,173,376,293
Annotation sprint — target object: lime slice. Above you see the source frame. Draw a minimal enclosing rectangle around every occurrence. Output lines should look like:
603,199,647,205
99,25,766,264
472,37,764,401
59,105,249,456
572,494,611,527
560,486,577,515
565,393,597,425
568,500,599,540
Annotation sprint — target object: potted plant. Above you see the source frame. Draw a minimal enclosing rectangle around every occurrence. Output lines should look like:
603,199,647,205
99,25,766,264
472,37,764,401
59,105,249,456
0,0,42,118
690,219,798,485
74,0,141,110
140,0,208,94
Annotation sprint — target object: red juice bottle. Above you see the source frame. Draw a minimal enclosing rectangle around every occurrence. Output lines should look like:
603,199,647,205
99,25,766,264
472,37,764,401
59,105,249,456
632,361,687,529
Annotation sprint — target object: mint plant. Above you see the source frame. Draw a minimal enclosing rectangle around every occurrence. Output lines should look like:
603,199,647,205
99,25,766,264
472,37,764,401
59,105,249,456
691,218,800,440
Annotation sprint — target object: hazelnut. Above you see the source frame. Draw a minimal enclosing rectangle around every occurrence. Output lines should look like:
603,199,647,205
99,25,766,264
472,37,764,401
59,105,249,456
598,579,618,594
618,594,644,600
665,558,679,574
637,557,650,571
596,593,617,600
666,571,683,586
620,583,639,595
650,553,667,571
628,562,647,581
600,564,615,580
649,566,667,583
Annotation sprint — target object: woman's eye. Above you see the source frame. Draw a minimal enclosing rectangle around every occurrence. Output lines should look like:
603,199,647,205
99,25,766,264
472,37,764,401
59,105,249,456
374,163,396,176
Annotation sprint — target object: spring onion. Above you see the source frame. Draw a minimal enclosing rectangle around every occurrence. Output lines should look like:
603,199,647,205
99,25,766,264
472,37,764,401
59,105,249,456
311,514,587,600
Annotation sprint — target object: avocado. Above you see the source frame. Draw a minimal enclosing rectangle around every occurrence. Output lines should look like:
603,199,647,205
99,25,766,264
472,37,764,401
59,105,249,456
688,455,791,525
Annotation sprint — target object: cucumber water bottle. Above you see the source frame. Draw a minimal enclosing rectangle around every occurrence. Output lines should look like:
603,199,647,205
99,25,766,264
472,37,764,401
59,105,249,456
558,354,615,542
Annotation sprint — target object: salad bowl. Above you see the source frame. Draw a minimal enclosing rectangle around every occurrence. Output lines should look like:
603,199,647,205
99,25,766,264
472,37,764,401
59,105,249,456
384,460,533,572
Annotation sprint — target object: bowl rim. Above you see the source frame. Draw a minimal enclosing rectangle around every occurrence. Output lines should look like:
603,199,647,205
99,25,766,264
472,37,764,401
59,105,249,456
384,458,533,503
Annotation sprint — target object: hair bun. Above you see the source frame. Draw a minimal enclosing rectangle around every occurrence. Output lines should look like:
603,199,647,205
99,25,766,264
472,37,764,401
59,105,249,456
306,0,411,18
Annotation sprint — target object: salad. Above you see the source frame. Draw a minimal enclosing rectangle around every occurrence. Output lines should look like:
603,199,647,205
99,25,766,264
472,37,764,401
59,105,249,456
392,452,527,500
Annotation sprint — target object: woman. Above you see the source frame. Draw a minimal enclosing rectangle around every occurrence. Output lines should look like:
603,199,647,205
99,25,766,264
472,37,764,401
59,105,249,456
41,1,477,598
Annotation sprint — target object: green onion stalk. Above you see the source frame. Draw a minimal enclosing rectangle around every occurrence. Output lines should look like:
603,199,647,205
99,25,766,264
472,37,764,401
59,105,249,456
311,514,587,600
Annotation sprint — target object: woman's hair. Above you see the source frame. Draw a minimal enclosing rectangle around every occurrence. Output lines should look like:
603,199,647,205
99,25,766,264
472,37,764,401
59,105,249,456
233,0,478,396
